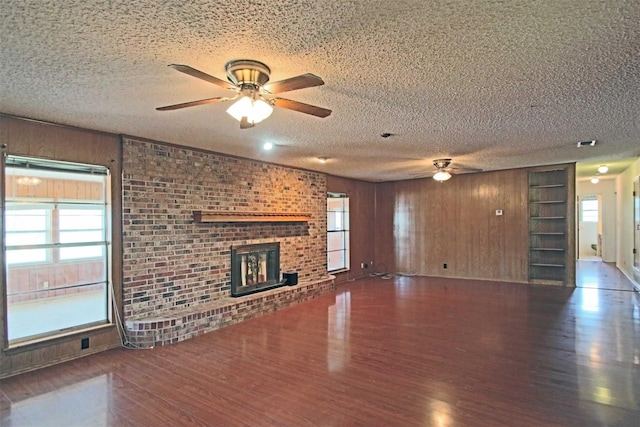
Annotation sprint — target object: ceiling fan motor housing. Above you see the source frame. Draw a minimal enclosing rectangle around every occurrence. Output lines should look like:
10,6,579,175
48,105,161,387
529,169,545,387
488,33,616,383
225,59,271,87
433,158,452,169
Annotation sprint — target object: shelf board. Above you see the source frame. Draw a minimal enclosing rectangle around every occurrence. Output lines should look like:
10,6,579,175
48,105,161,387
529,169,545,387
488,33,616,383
529,184,565,189
193,210,312,223
530,200,565,204
530,232,565,235
530,216,565,220
530,263,565,268
529,278,565,285
530,248,565,251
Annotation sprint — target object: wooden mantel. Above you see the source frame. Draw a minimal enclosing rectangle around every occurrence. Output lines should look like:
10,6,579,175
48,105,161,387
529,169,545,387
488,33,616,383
193,210,312,223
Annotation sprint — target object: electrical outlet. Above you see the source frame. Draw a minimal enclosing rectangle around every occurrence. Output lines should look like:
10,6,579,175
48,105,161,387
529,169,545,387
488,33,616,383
81,337,90,350
443,263,447,269
495,209,503,216
361,263,368,269
43,281,49,288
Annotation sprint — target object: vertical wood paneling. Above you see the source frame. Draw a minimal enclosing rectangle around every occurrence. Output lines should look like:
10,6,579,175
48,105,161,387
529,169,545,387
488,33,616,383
373,181,396,272
375,168,533,283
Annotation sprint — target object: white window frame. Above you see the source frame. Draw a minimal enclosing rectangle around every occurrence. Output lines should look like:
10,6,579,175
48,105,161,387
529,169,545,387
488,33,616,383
5,205,52,266
327,193,350,272
581,197,599,223
4,155,113,346
58,205,107,262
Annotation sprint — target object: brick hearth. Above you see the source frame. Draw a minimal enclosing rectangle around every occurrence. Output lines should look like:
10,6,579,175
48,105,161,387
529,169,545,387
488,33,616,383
125,276,334,348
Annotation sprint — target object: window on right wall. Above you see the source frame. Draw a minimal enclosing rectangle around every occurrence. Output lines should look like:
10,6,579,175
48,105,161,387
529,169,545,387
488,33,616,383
327,193,350,272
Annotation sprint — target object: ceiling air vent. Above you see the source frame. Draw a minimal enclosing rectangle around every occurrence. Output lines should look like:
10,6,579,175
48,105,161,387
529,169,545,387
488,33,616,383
577,140,596,147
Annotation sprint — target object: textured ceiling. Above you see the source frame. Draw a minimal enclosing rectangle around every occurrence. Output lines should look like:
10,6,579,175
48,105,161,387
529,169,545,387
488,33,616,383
1,1,638,181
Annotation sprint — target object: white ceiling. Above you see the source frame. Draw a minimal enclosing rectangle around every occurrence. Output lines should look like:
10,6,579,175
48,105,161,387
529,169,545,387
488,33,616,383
1,1,638,182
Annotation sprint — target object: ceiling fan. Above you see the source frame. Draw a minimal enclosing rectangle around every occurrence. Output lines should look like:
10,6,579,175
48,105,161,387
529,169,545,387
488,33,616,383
423,158,482,181
156,59,332,129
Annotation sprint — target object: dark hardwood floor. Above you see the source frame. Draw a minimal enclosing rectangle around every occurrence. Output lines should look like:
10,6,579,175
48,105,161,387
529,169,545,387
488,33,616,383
1,261,639,426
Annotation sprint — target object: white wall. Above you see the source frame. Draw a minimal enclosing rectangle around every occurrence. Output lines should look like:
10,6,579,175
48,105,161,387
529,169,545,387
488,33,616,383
576,179,616,262
578,220,598,257
616,156,640,287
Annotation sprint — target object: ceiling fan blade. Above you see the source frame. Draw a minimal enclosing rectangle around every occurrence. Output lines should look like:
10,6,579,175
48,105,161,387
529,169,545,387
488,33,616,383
273,98,331,118
168,64,236,90
263,73,325,94
156,97,229,111
239,117,254,129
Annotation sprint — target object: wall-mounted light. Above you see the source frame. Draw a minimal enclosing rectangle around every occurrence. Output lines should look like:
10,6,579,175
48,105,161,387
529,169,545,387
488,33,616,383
433,171,452,182
591,177,600,184
597,165,608,173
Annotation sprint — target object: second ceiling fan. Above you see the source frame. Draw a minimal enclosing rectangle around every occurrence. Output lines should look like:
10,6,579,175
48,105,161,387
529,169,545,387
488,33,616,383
431,158,482,181
156,59,332,129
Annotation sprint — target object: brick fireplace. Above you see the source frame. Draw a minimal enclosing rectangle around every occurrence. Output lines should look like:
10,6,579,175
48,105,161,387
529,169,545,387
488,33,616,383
121,137,334,347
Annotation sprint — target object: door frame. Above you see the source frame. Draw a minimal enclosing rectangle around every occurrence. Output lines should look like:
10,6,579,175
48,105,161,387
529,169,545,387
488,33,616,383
633,177,639,289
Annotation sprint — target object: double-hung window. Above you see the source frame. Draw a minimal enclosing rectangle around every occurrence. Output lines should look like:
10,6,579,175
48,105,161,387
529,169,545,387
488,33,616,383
5,206,50,265
4,155,112,345
327,193,349,272
581,197,599,223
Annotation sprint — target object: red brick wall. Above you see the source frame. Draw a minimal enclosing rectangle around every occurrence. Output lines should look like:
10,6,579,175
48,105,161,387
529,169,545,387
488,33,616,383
122,138,327,319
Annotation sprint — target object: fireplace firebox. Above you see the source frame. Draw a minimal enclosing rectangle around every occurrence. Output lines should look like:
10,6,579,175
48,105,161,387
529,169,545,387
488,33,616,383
231,242,284,297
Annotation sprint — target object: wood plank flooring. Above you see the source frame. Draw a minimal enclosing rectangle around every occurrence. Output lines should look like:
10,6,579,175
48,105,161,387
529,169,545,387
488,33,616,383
1,261,639,426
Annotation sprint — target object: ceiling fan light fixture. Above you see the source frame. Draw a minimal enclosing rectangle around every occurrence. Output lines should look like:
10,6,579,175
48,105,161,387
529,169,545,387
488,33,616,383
433,171,452,182
16,176,42,186
226,96,273,124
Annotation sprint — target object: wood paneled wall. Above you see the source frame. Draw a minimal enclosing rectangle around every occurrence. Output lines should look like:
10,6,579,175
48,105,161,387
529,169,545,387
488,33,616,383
326,175,376,283
0,114,122,378
374,168,531,282
5,175,104,200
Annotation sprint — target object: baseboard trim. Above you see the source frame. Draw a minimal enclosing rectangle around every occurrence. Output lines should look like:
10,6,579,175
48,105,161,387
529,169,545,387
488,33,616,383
618,267,640,292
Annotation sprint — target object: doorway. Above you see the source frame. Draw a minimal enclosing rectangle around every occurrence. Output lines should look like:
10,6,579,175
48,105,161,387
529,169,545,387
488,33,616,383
634,178,639,286
578,195,602,260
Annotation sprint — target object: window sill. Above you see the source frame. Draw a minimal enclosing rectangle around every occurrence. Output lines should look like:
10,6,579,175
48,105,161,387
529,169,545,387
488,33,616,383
3,322,115,354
